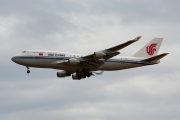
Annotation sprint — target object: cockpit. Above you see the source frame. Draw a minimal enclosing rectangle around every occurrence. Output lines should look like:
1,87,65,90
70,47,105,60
22,51,26,53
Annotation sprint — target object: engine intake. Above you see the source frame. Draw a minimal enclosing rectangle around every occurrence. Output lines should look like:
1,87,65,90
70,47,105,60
68,58,80,66
94,52,106,59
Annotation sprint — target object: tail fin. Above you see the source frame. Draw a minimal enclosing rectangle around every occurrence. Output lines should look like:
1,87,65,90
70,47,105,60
141,53,169,63
133,38,163,58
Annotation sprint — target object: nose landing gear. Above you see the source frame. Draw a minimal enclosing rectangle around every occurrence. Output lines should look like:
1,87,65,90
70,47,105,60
26,67,30,74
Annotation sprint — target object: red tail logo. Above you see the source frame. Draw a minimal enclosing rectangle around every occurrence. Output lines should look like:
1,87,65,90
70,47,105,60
146,43,157,56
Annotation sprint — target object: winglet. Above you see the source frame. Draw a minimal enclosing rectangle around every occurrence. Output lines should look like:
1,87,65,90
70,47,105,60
133,36,142,41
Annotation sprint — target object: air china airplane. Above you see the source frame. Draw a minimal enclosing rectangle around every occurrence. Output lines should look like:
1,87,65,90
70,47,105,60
11,36,168,80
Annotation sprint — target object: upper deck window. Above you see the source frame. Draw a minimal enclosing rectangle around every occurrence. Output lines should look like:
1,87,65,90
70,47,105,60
22,51,26,53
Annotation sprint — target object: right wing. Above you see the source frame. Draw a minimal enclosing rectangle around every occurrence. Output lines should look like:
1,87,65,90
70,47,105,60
82,36,141,60
78,36,141,70
53,36,141,71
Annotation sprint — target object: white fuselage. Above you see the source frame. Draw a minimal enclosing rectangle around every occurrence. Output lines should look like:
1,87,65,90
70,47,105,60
11,50,153,71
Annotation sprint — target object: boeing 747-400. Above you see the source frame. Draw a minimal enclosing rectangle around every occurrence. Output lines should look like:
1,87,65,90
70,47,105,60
11,36,168,80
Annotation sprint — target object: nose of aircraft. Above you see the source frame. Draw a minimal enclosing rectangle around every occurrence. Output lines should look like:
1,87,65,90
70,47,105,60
11,56,19,63
11,56,16,62
11,56,25,65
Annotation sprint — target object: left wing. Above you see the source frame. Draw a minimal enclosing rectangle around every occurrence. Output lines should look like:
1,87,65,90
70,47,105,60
76,36,141,71
53,36,141,70
54,36,141,79
81,36,141,60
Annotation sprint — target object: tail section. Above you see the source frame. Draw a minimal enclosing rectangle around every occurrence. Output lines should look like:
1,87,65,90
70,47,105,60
133,38,163,58
141,53,169,63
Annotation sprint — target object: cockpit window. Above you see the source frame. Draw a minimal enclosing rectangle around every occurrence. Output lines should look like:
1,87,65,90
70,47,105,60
22,51,26,53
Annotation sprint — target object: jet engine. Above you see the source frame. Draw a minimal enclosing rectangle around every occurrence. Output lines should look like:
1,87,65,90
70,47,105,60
57,71,71,78
94,52,106,59
68,58,80,65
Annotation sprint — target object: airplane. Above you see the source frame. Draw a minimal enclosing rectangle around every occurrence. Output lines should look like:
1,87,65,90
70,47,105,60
11,36,168,80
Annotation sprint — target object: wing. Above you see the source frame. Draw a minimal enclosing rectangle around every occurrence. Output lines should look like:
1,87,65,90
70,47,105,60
81,59,104,70
53,36,141,73
76,36,141,71
82,36,141,60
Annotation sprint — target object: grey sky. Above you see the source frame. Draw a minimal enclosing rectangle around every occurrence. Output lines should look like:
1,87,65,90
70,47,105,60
0,0,180,120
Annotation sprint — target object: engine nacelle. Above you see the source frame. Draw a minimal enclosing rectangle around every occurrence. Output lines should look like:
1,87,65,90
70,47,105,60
94,52,106,59
72,73,85,80
57,71,70,78
68,58,80,66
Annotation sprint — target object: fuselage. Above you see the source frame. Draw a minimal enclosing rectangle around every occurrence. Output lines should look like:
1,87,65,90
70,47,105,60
11,36,168,80
11,50,154,71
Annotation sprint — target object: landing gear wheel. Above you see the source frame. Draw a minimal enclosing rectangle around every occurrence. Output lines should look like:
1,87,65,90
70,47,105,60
27,70,30,74
26,67,30,74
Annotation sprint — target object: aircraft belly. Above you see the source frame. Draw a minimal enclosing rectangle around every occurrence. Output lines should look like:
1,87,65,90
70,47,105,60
21,58,81,71
21,59,54,68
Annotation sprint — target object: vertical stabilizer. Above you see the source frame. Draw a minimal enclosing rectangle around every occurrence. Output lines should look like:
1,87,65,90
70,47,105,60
133,38,163,58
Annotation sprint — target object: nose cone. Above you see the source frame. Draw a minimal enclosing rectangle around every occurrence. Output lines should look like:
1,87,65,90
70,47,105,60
11,56,20,63
11,56,25,66
11,57,17,63
11,56,16,62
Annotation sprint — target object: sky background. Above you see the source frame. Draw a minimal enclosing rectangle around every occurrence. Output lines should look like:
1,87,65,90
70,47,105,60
0,0,180,120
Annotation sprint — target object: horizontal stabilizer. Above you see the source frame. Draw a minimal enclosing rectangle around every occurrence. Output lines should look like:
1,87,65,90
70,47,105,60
141,53,169,63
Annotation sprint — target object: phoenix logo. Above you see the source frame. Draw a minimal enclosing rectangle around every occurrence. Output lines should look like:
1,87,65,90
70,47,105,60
146,43,157,56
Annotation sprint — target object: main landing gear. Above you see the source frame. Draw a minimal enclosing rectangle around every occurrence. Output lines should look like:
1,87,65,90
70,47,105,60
26,67,30,74
82,69,93,78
